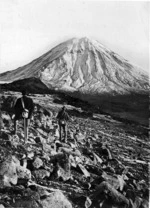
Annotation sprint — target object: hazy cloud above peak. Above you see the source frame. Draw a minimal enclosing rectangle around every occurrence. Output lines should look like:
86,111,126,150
0,0,149,73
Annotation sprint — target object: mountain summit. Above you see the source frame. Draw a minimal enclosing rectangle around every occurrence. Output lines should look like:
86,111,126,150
0,37,148,94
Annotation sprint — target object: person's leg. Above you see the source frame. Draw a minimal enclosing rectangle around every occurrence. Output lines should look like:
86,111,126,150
26,119,29,141
59,123,62,141
24,118,29,143
14,119,18,134
63,124,67,142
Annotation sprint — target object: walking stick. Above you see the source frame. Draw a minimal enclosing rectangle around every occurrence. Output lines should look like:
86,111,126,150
21,97,28,143
24,118,28,143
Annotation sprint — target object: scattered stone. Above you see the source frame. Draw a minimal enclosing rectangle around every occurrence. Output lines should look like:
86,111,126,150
57,163,71,181
69,155,77,168
59,147,81,156
27,151,35,160
35,136,43,144
0,95,149,208
0,132,11,141
40,190,72,208
17,166,31,181
93,153,103,164
78,164,90,178
75,132,86,143
102,172,126,191
56,153,71,181
10,189,40,208
33,169,50,180
0,155,20,187
140,199,149,208
85,197,92,208
42,143,54,154
33,157,43,169
93,181,129,208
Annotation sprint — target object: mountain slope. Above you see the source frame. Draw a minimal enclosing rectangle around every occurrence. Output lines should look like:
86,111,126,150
0,92,149,208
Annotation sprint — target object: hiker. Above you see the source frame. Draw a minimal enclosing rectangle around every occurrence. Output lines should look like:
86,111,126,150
13,90,34,142
0,109,3,132
56,106,70,142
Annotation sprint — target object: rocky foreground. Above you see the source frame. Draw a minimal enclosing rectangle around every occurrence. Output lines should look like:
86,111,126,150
0,92,149,208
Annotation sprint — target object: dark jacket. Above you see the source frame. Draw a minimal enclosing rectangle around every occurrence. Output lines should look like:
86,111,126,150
14,96,34,119
57,109,69,122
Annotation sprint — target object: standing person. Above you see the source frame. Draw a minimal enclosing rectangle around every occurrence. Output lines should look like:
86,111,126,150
56,106,70,142
13,90,34,143
0,109,3,133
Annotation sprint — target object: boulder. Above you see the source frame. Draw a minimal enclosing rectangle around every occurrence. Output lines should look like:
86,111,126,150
0,132,11,141
50,153,64,163
57,164,71,181
11,135,20,147
78,164,90,178
42,143,54,154
0,155,20,187
33,157,43,169
1,113,11,124
92,181,129,208
130,197,149,208
40,190,72,208
0,153,32,187
33,169,50,180
59,147,81,157
11,199,39,208
75,132,86,142
36,187,51,197
34,119,42,128
102,172,126,191
140,199,149,208
17,166,31,180
27,151,35,160
101,146,112,160
11,188,40,208
56,153,71,181
11,189,72,208
35,136,43,144
85,197,92,208
93,153,103,164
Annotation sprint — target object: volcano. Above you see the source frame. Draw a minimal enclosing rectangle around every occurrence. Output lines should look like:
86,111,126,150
0,37,149,125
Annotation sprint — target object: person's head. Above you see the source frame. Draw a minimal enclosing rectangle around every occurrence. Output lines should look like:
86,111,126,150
21,89,27,96
62,106,66,111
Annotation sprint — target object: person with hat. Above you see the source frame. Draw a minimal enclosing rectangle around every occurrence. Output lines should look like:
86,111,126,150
56,106,70,142
13,89,34,142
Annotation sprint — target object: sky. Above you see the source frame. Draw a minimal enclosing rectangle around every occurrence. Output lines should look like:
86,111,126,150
0,0,149,73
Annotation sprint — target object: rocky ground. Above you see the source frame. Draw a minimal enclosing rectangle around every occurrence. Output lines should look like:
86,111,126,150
0,91,149,208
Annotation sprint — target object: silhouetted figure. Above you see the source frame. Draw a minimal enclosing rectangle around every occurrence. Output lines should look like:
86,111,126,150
13,90,34,142
0,109,3,132
56,106,70,142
